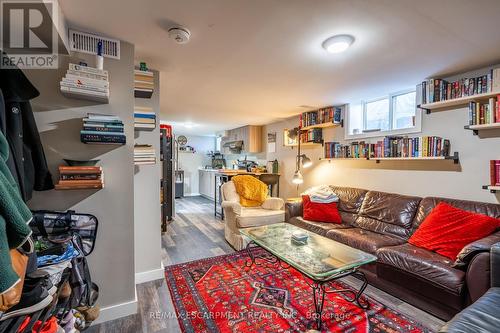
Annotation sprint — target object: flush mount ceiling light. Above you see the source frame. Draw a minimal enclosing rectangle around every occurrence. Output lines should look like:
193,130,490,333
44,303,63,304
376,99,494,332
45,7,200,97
322,34,355,54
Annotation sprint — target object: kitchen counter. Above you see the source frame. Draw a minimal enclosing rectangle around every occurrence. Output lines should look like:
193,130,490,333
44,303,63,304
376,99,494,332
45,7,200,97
215,169,280,176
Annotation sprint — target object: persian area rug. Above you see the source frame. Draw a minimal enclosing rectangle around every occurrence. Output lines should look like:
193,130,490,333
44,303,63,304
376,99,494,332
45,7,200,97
165,249,432,333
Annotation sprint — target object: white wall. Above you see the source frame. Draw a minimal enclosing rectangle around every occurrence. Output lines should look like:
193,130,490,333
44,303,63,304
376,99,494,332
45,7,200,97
28,43,137,321
175,135,215,195
133,69,163,283
264,67,500,204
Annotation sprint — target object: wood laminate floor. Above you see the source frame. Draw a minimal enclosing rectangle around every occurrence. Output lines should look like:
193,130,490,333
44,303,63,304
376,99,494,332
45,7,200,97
87,196,444,333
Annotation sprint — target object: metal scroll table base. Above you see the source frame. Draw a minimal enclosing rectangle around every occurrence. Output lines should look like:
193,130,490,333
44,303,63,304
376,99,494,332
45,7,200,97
244,241,370,331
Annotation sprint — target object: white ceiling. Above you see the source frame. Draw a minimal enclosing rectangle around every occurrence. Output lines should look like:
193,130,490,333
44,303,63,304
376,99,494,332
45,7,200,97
60,0,500,136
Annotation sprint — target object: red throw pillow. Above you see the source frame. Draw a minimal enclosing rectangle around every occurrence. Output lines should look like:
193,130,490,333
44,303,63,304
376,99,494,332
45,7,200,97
302,195,342,224
409,202,500,260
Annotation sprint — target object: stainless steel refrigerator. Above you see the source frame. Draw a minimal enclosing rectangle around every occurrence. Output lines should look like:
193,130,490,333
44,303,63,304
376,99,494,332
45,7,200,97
160,125,175,232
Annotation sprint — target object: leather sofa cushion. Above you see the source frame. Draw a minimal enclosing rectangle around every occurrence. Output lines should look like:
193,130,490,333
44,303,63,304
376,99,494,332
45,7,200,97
329,186,368,214
412,197,500,234
289,216,351,237
326,228,406,254
439,287,500,333
359,190,421,229
339,211,358,226
377,243,465,295
236,208,284,228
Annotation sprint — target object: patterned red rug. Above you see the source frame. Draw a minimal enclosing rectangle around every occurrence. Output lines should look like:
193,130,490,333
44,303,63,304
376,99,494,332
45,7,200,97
165,249,432,333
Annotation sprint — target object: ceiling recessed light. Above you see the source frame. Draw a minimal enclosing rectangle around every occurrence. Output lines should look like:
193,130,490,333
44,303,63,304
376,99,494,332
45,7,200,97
322,34,355,54
182,122,199,129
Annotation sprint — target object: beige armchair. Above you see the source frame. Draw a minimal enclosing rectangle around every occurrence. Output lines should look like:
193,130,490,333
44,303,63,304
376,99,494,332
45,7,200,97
221,181,285,250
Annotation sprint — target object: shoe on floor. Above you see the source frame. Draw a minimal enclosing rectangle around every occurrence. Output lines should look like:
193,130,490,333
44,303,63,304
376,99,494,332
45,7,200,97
0,284,53,321
58,281,71,299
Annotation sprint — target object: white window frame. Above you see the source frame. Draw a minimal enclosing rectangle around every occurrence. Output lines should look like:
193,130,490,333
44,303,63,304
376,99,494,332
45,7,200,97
345,89,422,140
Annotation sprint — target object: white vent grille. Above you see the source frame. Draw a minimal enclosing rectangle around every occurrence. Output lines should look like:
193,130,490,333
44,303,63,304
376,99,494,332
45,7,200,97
68,29,120,59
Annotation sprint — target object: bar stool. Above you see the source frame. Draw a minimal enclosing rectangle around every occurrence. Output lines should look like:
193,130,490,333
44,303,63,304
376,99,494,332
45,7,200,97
258,174,280,197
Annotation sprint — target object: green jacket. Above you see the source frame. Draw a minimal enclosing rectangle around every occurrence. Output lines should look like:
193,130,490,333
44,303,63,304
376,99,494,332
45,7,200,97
0,130,32,293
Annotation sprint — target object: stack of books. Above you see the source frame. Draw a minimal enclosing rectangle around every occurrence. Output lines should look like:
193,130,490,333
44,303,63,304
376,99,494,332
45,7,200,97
468,97,500,125
134,144,156,165
301,106,342,127
300,128,322,143
490,160,500,186
60,64,109,102
374,136,450,158
419,69,500,104
134,107,156,129
324,141,371,159
134,69,154,98
81,113,126,145
55,166,103,190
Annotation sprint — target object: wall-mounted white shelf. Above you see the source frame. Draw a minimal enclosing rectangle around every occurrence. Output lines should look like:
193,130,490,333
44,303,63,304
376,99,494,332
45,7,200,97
320,157,369,161
482,185,500,193
419,91,500,113
319,152,460,164
374,152,459,164
286,141,323,148
464,123,500,135
61,90,109,103
301,121,343,131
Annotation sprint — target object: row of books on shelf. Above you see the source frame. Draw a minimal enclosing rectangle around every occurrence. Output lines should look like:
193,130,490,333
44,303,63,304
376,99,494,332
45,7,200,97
55,166,103,190
300,128,323,143
134,144,156,165
324,136,451,159
134,106,156,129
468,98,500,125
60,63,109,102
490,160,500,186
81,113,126,145
419,68,500,104
134,69,154,98
300,106,342,127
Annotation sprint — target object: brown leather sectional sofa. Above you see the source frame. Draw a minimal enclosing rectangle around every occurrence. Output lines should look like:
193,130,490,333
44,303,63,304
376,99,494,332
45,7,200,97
285,186,500,320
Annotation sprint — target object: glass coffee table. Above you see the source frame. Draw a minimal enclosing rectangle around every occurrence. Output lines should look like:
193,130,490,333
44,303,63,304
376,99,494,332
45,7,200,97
240,223,377,330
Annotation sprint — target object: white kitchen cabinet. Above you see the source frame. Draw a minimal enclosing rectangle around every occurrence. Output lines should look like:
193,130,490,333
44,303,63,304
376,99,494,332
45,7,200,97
199,170,215,200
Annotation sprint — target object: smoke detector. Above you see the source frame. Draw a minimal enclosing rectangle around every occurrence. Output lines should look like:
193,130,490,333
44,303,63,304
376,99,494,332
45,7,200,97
168,27,191,44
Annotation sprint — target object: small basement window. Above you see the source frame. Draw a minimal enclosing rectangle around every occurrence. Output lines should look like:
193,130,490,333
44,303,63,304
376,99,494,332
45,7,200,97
346,90,421,140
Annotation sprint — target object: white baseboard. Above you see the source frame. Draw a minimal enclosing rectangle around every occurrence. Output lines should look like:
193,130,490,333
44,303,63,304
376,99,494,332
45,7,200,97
183,192,201,197
135,263,165,284
93,287,138,325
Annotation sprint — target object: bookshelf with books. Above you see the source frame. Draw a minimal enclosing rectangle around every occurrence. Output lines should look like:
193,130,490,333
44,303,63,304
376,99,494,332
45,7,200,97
321,135,459,164
283,128,323,148
484,160,500,193
55,166,104,190
463,96,500,135
81,113,126,145
300,105,344,130
418,68,500,112
60,63,110,103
